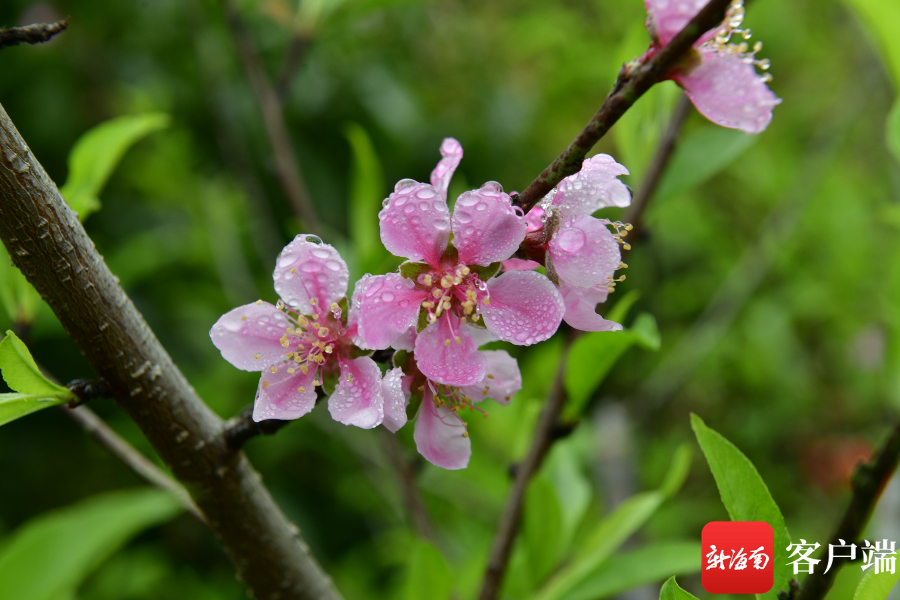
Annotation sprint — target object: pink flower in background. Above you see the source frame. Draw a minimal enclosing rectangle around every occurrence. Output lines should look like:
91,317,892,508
383,342,522,470
645,0,781,134
211,235,401,428
351,138,565,388
508,154,631,333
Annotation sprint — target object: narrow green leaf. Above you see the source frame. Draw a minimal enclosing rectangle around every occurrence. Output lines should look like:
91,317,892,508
0,331,72,396
691,414,791,600
660,444,692,499
344,122,388,273
561,542,701,600
853,566,900,600
888,100,900,165
400,261,432,280
654,126,758,205
631,312,661,351
524,476,566,585
469,262,502,282
0,488,182,600
0,254,42,326
403,540,453,600
59,113,169,221
605,290,640,326
659,576,700,600
0,393,69,427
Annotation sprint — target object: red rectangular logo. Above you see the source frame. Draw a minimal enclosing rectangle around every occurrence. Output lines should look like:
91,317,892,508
702,521,774,594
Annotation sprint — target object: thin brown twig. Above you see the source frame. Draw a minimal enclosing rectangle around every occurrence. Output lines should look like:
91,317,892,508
220,0,321,233
0,19,68,49
63,405,206,524
515,0,733,213
381,428,437,543
276,34,311,101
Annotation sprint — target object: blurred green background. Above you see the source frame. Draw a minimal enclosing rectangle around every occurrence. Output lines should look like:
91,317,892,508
0,0,899,598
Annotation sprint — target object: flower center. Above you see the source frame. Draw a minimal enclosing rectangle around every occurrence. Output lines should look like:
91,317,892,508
425,379,491,438
415,263,491,330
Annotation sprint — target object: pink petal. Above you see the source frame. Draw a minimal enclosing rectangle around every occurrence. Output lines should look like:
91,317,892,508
328,356,384,429
253,362,318,421
553,154,631,216
415,317,487,387
414,393,471,470
210,301,292,371
469,325,498,348
676,49,781,134
379,181,452,267
429,138,463,202
461,350,522,406
381,367,409,433
451,183,527,267
548,215,621,289
502,258,541,272
524,206,545,233
645,0,711,46
392,325,418,352
481,270,565,345
560,284,623,332
352,274,427,350
272,235,349,311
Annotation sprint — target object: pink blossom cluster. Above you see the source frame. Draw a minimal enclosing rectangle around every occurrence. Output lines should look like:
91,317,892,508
210,1,781,470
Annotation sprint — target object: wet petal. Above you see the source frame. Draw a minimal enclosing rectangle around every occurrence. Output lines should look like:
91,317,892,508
560,284,623,332
549,215,622,289
676,49,781,134
414,394,471,470
482,270,565,345
353,274,427,350
451,183,526,267
272,235,349,311
210,301,292,371
381,367,409,433
645,0,711,46
524,206,545,233
392,325,418,352
379,181,451,267
553,154,631,216
502,258,541,272
469,324,498,348
415,317,487,387
461,350,522,406
430,138,464,202
329,356,385,429
253,363,318,421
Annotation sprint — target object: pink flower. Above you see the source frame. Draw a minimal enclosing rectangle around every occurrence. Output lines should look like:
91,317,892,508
351,138,565,387
506,155,631,333
384,341,522,470
210,235,401,428
645,0,781,134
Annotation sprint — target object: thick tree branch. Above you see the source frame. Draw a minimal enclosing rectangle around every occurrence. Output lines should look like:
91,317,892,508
0,19,68,49
516,0,732,213
0,103,342,600
478,334,574,600
793,423,900,600
220,0,321,233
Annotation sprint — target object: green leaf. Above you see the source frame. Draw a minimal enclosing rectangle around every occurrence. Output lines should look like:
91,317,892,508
400,261,432,281
631,312,661,351
59,113,169,222
561,542,701,600
654,126,758,205
344,122,388,273
659,576,700,600
853,565,900,600
605,290,640,325
469,262,502,281
691,414,791,600
888,100,900,165
403,540,453,600
523,475,566,585
0,331,71,396
0,254,42,327
0,488,182,600
660,444,692,499
0,393,69,427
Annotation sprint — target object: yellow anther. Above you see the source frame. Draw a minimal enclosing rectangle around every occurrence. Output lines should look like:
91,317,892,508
311,322,320,329
444,339,451,346
428,313,437,323
298,386,306,393
453,277,462,285
624,224,633,231
418,385,425,392
241,316,248,321
455,336,461,345
487,374,494,379
253,353,261,360
623,243,631,251
462,431,469,438
324,345,333,353
460,266,470,276
263,381,270,388
483,297,491,305
432,288,443,298
255,299,263,305
423,274,432,286
318,327,329,338
313,380,321,386
347,375,354,383
310,298,317,305
330,302,339,310
270,366,278,373
298,316,308,326
460,316,467,324
287,367,296,374
608,287,616,293
300,365,309,374
472,313,480,322
280,334,289,348
422,301,434,309
290,267,296,274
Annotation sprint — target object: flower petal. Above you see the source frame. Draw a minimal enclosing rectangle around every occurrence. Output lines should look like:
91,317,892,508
379,180,452,267
414,394,471,470
352,274,427,350
502,258,541,272
272,235,349,311
415,317,487,386
549,215,622,289
253,363,317,421
381,367,409,433
451,182,526,267
645,0,710,46
676,49,781,134
328,356,385,429
553,154,631,216
210,301,292,371
430,138,463,202
524,206,545,233
392,325,418,352
560,284,623,332
481,270,565,345
461,350,522,406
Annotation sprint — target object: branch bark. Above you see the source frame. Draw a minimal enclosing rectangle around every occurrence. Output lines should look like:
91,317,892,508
0,19,69,49
0,103,342,600
515,0,732,213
